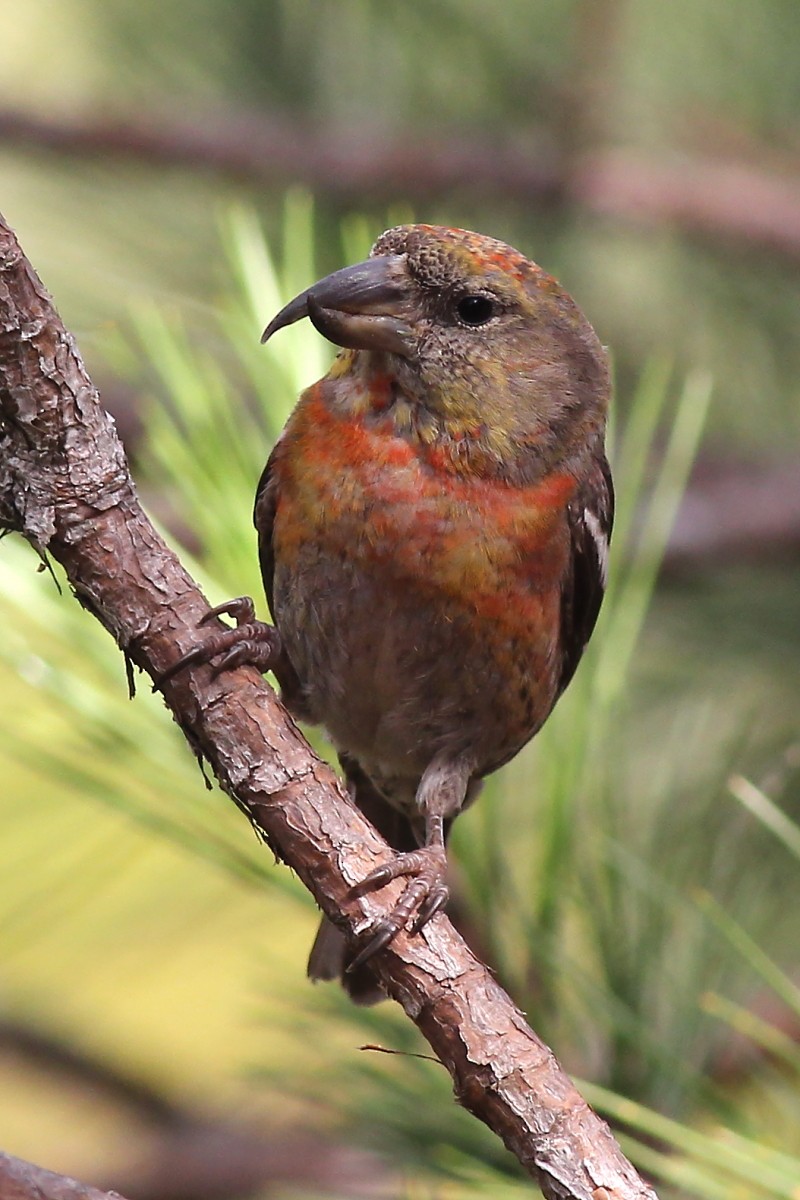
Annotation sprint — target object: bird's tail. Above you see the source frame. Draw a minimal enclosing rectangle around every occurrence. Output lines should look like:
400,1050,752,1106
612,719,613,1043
306,754,417,1005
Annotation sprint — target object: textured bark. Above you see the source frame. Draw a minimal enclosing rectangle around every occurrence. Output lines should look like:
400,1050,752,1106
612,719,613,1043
0,212,659,1200
0,1152,127,1200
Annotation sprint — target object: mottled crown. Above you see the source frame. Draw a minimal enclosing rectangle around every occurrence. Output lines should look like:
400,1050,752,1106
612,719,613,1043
372,224,549,290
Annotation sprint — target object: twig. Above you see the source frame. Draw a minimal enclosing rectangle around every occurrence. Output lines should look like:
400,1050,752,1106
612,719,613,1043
0,211,659,1200
0,1151,126,1200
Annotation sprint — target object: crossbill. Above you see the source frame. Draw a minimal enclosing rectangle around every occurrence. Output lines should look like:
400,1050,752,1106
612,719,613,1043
163,224,613,1003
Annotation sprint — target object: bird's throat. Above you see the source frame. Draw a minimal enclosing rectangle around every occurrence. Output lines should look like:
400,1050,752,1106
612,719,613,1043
325,351,559,483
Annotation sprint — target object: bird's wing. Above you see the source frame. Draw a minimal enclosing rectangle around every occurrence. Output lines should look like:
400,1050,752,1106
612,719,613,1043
252,438,309,713
558,451,614,696
253,441,282,620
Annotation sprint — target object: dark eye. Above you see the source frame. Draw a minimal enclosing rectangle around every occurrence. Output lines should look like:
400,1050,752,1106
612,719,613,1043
456,294,496,326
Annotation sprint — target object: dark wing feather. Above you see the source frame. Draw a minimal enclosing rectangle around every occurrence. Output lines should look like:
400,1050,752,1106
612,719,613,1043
558,452,614,696
253,443,282,620
252,440,306,708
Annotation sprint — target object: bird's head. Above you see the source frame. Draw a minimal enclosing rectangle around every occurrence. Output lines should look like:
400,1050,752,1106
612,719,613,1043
263,224,610,478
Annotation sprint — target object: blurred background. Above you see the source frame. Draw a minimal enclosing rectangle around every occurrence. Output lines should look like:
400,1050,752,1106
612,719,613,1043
1,2,799,1197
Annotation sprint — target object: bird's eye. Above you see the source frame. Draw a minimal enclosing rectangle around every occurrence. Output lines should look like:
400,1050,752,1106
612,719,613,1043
456,294,496,326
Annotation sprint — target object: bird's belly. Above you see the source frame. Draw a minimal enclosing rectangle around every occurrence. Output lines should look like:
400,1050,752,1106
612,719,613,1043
271,529,564,802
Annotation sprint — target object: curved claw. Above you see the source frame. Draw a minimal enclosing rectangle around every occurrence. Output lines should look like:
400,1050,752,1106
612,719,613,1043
152,597,279,692
346,845,449,967
346,922,400,974
153,642,218,690
200,596,257,626
209,636,276,677
410,884,449,934
350,860,403,897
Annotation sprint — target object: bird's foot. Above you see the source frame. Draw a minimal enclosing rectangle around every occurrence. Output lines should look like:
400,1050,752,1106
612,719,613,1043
347,845,449,971
153,597,281,690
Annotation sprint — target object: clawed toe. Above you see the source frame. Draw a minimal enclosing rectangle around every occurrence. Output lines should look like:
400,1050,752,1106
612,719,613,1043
347,846,449,969
200,597,257,626
153,596,280,690
410,883,449,933
350,859,408,897
347,920,400,973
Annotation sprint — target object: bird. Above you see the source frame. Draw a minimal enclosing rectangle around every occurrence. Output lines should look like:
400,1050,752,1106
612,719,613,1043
158,224,613,1003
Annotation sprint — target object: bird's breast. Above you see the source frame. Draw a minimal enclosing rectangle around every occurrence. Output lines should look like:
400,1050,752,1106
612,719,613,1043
271,385,575,622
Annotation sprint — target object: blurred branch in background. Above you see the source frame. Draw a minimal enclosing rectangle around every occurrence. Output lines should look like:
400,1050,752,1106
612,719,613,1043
4,108,800,265
669,457,800,562
0,1151,127,1200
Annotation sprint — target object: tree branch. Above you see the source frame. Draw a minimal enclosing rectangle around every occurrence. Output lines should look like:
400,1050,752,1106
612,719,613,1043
0,211,659,1200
